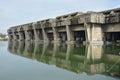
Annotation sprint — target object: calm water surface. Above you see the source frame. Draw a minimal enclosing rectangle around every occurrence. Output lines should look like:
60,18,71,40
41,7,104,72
0,41,120,80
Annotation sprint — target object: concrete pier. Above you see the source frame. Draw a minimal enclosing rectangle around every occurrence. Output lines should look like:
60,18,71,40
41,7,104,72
8,8,120,44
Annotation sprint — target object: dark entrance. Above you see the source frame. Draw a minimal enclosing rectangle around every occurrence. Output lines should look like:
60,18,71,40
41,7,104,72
47,33,53,41
74,31,86,43
39,29,43,40
105,32,120,42
15,32,19,40
58,32,67,42
29,30,35,40
20,31,25,40
36,29,43,40
22,31,25,40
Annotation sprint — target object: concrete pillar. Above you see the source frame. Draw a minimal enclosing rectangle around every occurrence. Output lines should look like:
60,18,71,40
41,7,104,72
18,32,24,41
34,29,41,41
13,32,17,40
52,27,59,42
42,28,48,42
66,25,74,42
33,23,41,41
25,31,31,41
84,23,103,44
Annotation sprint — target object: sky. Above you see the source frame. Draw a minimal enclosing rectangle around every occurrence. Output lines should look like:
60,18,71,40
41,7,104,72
0,0,120,34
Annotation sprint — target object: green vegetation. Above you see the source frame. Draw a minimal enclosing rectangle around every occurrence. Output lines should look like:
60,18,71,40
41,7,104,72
0,33,6,38
0,33,8,41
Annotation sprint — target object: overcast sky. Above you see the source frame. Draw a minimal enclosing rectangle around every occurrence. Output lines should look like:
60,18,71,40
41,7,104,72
0,0,120,34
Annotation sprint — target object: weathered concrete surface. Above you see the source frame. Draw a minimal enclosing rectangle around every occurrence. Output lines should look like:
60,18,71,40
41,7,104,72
103,23,120,32
8,8,120,44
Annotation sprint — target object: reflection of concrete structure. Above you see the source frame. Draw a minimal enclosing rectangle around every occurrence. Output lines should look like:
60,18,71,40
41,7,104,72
8,8,120,44
86,45,103,60
8,41,120,78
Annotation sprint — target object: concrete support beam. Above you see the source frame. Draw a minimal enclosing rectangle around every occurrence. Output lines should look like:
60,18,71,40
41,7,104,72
25,31,31,41
34,29,41,41
66,25,74,43
18,32,24,41
13,32,17,41
52,27,59,42
32,23,41,41
42,28,48,42
84,23,103,44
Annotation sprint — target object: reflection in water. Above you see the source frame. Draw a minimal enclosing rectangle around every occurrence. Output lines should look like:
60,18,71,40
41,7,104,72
8,41,120,79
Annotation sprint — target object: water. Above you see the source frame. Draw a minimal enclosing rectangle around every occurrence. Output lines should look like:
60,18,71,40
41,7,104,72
0,41,120,80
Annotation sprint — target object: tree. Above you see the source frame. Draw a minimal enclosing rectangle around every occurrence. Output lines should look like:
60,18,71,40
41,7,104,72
0,33,6,38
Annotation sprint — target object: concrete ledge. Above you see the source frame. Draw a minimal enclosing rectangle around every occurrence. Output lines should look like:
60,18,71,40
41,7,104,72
52,40,61,43
66,41,76,44
86,41,103,45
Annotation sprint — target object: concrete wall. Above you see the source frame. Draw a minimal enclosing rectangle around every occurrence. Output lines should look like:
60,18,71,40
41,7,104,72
8,8,120,44
103,23,120,32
